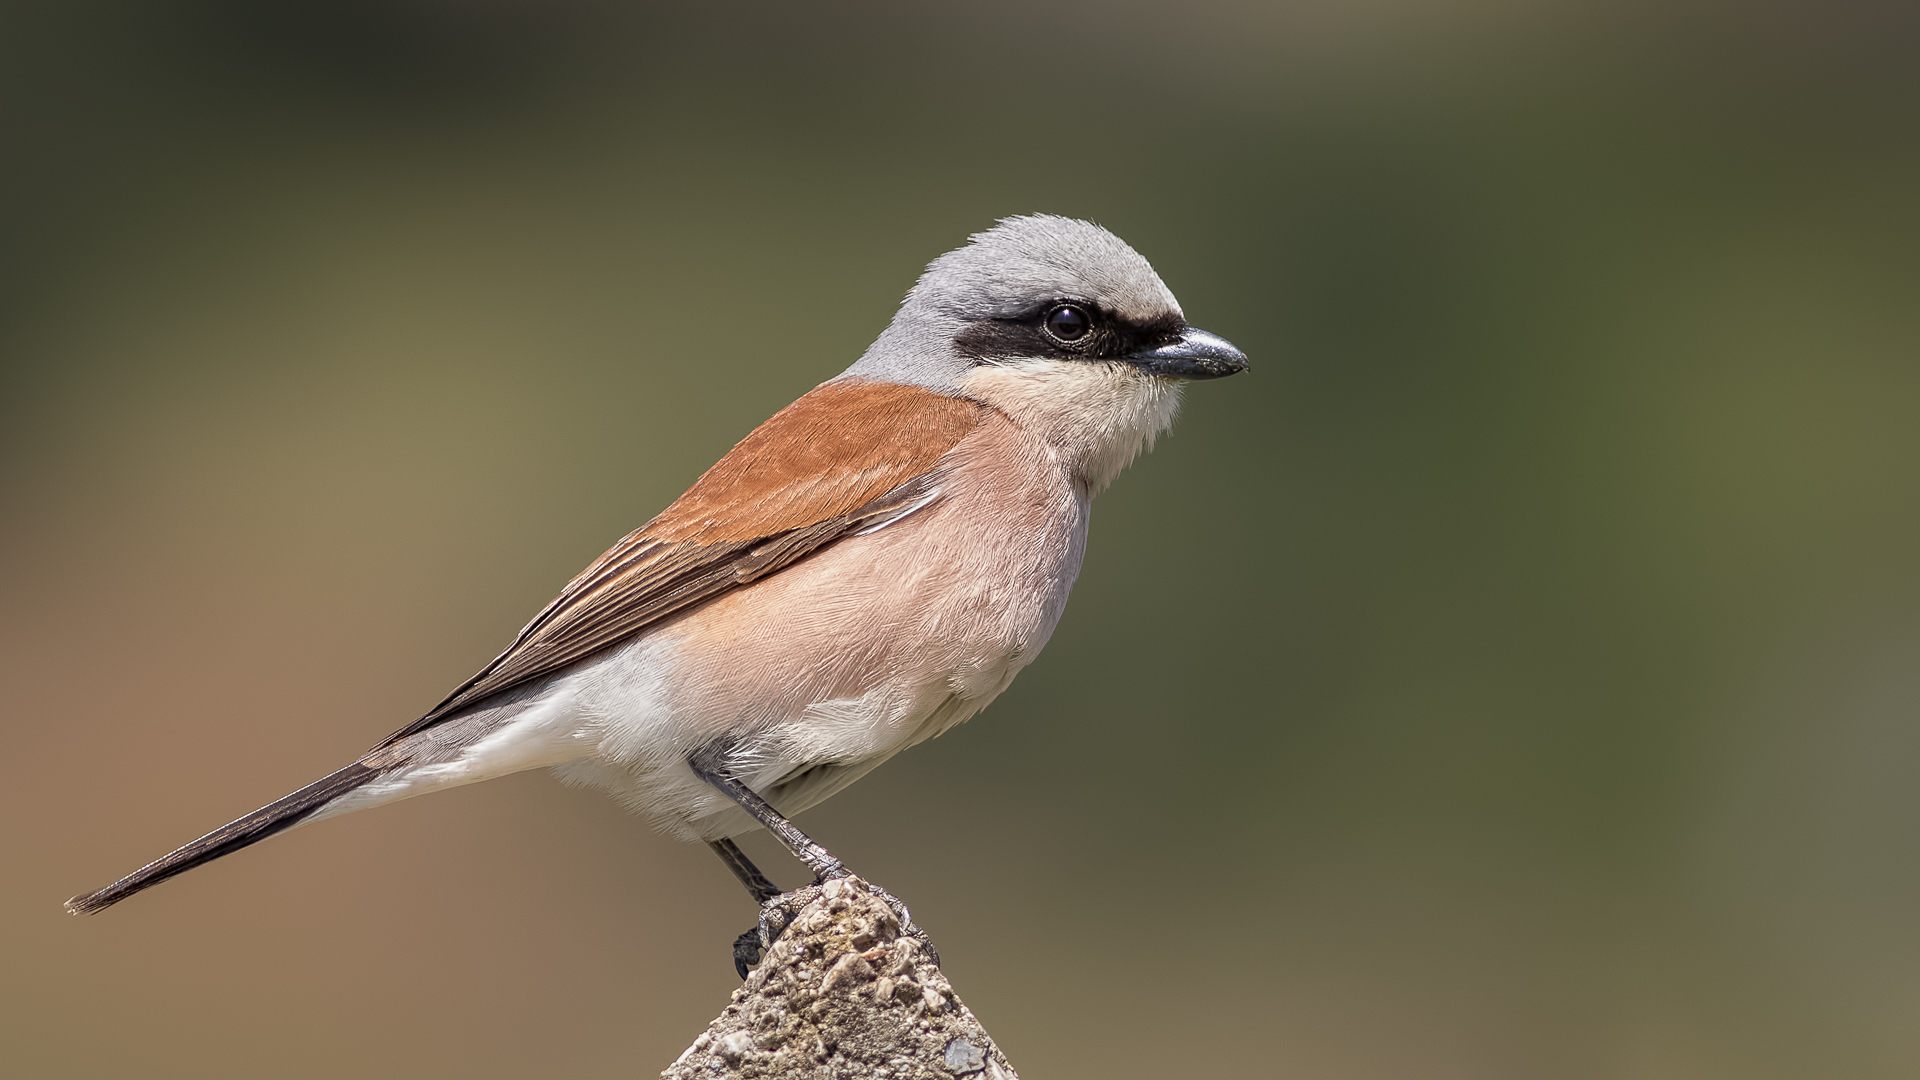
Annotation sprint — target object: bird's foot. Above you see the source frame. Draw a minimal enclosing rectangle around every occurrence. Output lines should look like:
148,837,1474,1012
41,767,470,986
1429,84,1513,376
728,885,812,980
727,876,939,980
729,928,765,981
847,877,940,968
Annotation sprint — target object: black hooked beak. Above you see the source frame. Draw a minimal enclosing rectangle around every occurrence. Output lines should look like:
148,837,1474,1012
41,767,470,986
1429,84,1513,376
1126,326,1249,380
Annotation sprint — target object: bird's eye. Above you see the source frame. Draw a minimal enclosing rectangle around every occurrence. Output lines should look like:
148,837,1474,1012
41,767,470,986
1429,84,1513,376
1044,304,1092,343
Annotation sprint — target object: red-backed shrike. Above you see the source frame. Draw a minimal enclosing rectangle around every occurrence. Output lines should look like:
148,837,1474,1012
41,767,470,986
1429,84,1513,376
66,215,1247,972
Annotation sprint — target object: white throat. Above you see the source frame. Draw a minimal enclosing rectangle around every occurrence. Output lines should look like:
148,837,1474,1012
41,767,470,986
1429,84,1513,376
958,359,1185,493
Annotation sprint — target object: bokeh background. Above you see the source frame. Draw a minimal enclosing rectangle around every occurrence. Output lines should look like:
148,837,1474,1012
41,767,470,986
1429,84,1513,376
4,1,1917,1076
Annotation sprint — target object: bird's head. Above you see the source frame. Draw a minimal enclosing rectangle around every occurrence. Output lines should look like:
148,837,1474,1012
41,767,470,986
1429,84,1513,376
845,214,1248,387
839,215,1247,490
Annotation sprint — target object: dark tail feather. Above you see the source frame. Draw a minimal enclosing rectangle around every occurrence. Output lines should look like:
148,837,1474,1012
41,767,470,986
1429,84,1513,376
64,762,382,916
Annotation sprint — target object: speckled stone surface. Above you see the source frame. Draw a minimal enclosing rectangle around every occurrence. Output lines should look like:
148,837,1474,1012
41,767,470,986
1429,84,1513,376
661,877,1018,1080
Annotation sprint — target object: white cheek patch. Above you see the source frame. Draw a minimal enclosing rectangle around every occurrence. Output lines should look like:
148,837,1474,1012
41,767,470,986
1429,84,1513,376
958,359,1184,492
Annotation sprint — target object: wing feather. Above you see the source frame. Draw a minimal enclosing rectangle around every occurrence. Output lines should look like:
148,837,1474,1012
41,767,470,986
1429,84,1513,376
378,381,982,746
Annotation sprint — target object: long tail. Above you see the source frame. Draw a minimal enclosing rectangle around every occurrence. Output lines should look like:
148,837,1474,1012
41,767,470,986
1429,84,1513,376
64,762,382,916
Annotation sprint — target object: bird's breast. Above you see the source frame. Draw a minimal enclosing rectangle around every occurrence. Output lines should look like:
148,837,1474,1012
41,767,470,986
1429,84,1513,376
570,407,1087,775
548,406,1090,837
673,409,1084,714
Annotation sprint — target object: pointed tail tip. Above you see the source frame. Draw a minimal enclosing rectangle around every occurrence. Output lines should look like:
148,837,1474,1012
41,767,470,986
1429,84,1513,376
58,761,385,920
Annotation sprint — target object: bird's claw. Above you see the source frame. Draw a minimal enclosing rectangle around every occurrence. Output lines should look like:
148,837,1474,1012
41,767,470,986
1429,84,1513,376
727,887,810,980
727,877,939,980
854,879,939,967
730,928,763,981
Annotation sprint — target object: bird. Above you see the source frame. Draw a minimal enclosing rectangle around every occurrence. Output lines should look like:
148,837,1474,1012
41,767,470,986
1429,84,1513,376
64,214,1248,973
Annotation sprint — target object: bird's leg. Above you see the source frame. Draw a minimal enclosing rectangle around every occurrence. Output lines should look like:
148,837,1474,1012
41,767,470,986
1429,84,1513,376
689,755,846,976
707,838,782,979
688,755,938,975
709,837,783,903
689,756,846,881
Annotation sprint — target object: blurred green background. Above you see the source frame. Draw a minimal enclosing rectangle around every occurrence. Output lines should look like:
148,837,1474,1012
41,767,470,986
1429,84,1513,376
3,1,1917,1077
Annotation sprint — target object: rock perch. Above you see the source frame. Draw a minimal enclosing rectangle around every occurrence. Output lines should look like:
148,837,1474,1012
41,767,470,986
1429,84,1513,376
662,877,1018,1079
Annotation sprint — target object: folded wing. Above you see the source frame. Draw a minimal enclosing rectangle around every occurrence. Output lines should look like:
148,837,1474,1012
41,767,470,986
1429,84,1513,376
385,378,986,743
